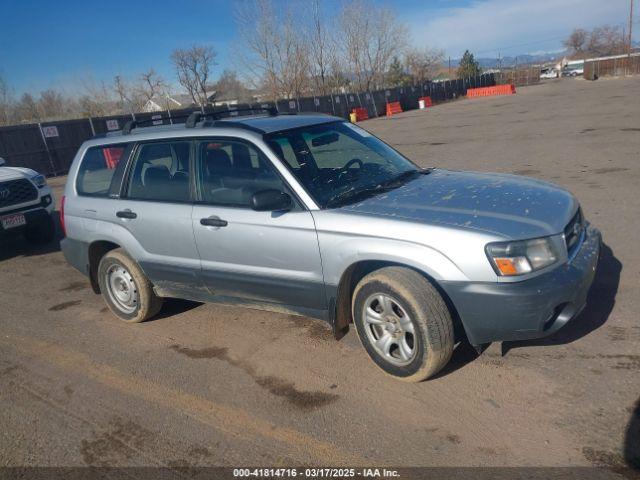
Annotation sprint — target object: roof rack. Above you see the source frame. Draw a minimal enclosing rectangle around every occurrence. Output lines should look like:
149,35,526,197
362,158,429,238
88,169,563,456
185,106,279,128
114,105,280,136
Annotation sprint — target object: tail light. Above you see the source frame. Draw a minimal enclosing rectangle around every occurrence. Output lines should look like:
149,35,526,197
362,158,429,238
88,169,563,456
60,195,66,237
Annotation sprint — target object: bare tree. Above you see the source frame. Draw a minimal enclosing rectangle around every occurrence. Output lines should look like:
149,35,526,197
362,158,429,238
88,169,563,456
39,89,66,120
113,75,142,116
171,45,216,109
235,0,311,100
78,75,114,117
306,0,336,96
587,25,625,56
214,69,252,102
15,93,41,122
339,0,409,92
564,28,588,57
136,69,167,110
404,47,444,84
0,75,15,125
281,10,311,98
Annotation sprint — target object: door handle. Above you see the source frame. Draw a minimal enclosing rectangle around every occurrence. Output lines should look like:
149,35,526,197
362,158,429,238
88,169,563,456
116,210,137,219
200,217,228,227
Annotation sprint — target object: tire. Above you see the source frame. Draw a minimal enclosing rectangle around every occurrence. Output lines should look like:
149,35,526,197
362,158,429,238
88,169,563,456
352,267,454,382
24,214,55,245
97,248,163,323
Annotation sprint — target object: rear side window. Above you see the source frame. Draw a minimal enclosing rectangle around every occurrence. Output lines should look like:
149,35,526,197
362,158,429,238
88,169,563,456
127,140,191,203
76,144,129,197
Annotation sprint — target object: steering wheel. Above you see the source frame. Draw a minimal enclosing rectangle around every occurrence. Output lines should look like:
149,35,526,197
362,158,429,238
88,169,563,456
340,158,363,173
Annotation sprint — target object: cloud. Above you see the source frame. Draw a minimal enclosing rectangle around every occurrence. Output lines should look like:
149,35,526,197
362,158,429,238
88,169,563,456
407,0,630,57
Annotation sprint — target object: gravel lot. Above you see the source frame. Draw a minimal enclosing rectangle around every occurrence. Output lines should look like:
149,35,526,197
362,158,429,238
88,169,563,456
1,77,638,474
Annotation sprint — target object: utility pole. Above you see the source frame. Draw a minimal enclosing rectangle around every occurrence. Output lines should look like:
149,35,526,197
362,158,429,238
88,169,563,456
628,0,634,74
448,56,451,77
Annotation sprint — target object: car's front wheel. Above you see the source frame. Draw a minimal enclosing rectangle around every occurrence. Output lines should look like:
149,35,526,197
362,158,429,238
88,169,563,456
97,248,163,323
352,267,454,382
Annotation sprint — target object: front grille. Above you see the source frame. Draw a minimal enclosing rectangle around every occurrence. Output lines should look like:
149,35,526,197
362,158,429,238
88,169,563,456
564,208,584,258
0,179,38,209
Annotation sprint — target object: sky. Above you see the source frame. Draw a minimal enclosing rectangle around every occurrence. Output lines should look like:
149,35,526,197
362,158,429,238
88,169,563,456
0,0,635,96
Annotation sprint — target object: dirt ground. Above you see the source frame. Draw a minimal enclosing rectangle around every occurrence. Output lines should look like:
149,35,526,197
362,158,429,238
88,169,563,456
0,77,638,474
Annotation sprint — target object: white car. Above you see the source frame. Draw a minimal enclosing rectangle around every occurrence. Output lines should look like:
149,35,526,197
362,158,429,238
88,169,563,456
540,68,558,79
0,157,56,244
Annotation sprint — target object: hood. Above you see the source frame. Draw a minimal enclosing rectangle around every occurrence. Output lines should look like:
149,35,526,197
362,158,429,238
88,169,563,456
0,166,37,182
340,169,578,239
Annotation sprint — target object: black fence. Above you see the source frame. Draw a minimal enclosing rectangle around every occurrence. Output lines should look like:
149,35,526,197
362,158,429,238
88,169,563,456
0,73,497,177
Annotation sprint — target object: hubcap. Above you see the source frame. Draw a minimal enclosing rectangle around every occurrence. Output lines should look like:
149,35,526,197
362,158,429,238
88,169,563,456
105,264,138,314
363,294,416,366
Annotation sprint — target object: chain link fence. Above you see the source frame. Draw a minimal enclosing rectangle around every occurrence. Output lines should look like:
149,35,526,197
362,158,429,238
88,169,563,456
584,54,640,79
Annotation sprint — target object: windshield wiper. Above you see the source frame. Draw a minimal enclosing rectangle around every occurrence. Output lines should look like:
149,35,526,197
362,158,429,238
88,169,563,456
325,169,431,208
325,185,387,208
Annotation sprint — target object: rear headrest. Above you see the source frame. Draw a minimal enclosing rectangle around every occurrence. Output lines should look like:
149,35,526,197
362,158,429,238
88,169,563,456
143,165,171,185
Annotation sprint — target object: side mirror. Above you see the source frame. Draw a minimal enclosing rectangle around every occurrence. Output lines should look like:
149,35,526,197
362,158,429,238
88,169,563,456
251,189,292,212
0,157,5,167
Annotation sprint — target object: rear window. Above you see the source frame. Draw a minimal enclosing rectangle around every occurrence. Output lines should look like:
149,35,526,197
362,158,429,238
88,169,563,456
76,144,129,196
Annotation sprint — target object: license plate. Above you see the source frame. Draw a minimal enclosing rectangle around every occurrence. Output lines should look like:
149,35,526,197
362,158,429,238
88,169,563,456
1,213,26,229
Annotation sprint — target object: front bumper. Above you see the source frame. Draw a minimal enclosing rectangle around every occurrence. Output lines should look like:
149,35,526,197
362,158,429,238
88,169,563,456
0,205,53,238
441,224,602,345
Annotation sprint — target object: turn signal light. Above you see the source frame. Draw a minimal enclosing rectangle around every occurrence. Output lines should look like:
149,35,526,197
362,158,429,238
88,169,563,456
493,256,532,276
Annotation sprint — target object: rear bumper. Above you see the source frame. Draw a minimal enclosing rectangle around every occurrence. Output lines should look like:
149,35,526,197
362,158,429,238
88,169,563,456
61,237,91,277
441,224,602,345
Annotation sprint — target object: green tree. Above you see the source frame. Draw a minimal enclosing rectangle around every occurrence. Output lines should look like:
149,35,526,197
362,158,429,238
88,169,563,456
457,50,481,78
387,56,410,87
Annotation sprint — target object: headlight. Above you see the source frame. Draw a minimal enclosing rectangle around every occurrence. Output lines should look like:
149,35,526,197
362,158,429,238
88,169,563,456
31,174,47,188
486,237,559,276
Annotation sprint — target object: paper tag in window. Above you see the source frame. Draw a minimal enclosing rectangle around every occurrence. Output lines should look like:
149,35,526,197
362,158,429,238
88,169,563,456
344,122,371,137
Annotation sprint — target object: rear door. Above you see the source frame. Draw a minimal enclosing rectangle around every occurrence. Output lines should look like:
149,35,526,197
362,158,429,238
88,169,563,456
110,139,204,297
191,137,326,313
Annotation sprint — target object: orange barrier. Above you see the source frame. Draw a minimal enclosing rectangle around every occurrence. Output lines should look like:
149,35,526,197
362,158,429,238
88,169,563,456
351,107,369,121
386,101,403,116
466,84,516,98
418,96,433,109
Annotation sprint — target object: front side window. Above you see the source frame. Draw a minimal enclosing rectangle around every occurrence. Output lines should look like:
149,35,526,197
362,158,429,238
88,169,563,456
265,121,419,208
196,139,288,208
127,141,191,202
76,144,129,197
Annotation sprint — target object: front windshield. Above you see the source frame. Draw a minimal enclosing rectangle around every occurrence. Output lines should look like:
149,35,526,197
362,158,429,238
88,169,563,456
264,121,420,208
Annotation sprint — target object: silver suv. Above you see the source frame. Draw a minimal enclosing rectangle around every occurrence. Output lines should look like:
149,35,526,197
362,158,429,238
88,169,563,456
61,111,601,381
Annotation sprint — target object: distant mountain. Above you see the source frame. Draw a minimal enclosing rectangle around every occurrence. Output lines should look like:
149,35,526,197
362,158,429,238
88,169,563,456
449,51,568,69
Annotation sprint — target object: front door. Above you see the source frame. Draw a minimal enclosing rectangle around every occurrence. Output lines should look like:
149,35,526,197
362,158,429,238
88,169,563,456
191,137,326,313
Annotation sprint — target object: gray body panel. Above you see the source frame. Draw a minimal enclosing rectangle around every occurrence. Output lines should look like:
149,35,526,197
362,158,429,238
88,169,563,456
61,116,600,346
192,204,326,310
340,169,579,240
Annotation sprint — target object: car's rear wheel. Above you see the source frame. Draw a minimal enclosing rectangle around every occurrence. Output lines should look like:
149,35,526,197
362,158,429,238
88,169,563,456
24,214,55,245
352,267,454,382
97,248,162,323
